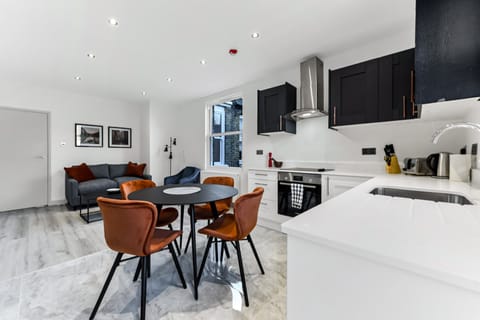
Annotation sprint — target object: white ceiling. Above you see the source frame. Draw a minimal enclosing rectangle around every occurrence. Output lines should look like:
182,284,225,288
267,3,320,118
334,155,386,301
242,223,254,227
0,0,415,104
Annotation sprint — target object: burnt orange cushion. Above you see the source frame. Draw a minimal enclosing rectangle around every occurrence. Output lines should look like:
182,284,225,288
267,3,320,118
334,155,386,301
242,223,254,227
125,162,146,177
64,163,95,182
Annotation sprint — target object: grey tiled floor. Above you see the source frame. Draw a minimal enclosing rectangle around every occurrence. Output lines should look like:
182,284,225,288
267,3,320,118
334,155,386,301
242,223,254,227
0,205,286,319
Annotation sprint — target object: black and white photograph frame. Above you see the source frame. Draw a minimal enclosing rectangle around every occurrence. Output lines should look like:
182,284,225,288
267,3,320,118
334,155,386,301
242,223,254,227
108,126,132,148
75,123,103,147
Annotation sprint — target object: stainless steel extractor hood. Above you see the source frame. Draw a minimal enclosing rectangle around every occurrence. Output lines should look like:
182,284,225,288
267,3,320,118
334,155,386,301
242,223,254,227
289,56,327,120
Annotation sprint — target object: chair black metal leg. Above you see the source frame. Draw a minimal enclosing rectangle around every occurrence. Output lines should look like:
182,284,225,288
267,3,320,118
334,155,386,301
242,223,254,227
220,240,225,262
235,240,249,307
197,237,213,284
247,234,265,275
214,238,219,263
179,205,184,250
169,243,187,289
146,255,151,278
183,231,192,255
223,240,231,259
168,224,182,256
133,257,142,282
140,256,147,320
189,205,199,300
90,252,123,320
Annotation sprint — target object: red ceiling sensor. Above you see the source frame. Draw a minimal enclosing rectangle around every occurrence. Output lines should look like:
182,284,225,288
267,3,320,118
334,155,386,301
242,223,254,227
229,49,238,56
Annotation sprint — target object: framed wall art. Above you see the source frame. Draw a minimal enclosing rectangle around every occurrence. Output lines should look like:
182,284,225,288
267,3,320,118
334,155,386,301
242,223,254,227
75,123,103,147
108,126,131,148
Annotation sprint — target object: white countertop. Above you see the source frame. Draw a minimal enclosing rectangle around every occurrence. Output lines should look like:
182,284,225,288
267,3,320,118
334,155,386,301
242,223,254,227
249,167,377,177
282,175,480,293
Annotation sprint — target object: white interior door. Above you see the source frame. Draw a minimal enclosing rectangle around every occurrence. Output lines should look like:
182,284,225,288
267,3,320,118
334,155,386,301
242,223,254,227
0,107,48,212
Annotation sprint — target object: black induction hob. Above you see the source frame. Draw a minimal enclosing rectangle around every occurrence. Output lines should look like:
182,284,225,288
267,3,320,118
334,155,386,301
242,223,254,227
280,167,334,172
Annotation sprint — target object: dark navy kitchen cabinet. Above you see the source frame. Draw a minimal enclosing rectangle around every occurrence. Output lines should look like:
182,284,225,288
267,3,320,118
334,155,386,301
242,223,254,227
329,60,379,126
257,82,296,135
415,0,480,104
329,48,419,127
379,48,418,121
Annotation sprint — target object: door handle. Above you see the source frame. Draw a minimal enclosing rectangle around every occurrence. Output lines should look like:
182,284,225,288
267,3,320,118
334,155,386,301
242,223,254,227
326,176,330,196
402,95,406,119
255,182,268,186
279,115,283,131
333,106,337,125
410,70,417,117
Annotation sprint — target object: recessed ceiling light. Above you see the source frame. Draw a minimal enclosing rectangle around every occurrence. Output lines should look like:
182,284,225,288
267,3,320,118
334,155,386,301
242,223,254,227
200,59,207,65
142,91,147,96
74,76,81,80
166,77,173,83
251,32,260,39
108,18,119,26
87,53,96,59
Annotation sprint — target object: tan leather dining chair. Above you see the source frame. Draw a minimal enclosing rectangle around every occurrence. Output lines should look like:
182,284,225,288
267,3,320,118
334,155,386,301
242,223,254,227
184,176,234,254
197,187,265,307
121,180,181,260
89,197,186,320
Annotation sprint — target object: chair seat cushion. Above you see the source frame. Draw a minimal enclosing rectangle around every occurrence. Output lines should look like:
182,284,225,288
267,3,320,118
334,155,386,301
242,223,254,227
198,214,239,241
149,229,182,254
188,203,230,220
78,178,117,195
156,207,179,227
114,176,144,185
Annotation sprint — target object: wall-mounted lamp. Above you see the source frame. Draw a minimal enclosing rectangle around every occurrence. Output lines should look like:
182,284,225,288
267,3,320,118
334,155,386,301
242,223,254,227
164,137,177,175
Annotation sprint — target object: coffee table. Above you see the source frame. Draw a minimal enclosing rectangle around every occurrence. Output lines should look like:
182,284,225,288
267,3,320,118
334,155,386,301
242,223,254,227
79,188,122,223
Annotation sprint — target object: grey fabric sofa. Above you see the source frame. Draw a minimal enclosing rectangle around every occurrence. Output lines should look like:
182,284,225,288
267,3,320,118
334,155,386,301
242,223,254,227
65,163,152,210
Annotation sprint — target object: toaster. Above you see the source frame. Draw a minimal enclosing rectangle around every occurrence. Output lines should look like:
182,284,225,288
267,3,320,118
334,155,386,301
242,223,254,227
403,158,434,176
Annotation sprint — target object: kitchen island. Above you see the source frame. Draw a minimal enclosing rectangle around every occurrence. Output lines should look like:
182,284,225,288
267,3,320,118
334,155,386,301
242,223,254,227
282,175,480,320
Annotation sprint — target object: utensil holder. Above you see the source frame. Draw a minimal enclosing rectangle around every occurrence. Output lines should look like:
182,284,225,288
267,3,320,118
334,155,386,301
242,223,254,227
386,155,401,174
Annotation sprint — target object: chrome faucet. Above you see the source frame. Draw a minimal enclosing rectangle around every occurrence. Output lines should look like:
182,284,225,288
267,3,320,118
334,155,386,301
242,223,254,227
432,122,480,144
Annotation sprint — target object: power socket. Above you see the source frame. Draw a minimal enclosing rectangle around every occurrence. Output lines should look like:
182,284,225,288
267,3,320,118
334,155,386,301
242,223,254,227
362,147,376,155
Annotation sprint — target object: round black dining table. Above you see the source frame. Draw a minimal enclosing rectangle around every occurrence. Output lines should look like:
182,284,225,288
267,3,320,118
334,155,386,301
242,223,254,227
128,183,238,300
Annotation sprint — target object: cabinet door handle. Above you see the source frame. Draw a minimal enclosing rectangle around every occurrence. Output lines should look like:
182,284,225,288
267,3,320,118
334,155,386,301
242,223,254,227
261,201,268,206
410,70,414,103
255,173,268,176
326,176,330,196
333,106,337,126
255,182,268,186
279,115,283,131
402,95,406,119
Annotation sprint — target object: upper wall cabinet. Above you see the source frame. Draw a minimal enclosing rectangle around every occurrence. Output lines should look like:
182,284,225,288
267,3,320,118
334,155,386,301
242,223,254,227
329,49,418,128
257,82,297,135
415,0,480,104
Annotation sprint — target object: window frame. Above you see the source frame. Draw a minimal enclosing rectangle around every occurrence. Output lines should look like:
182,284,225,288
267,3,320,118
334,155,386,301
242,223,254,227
206,94,243,171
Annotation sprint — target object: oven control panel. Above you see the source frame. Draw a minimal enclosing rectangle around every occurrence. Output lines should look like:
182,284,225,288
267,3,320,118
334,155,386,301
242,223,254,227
278,172,323,185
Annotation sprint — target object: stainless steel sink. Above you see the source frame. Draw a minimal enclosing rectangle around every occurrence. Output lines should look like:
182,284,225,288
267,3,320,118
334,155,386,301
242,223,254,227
370,187,473,205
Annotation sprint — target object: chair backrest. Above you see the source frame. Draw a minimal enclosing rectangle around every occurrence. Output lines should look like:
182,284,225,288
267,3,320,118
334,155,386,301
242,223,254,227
233,187,264,239
203,176,235,210
120,180,156,200
97,197,157,256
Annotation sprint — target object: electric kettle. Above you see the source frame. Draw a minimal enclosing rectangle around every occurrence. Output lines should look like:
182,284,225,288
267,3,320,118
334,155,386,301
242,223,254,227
426,152,450,178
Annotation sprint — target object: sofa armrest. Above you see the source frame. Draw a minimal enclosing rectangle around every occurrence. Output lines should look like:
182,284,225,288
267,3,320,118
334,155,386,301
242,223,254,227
143,174,152,180
65,177,80,208
164,175,180,185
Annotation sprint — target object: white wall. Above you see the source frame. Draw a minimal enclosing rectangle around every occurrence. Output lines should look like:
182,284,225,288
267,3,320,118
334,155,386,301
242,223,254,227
149,30,467,193
0,80,149,204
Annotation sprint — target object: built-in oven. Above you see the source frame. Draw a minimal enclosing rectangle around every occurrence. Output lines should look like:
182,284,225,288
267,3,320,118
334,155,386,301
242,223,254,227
277,170,324,217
